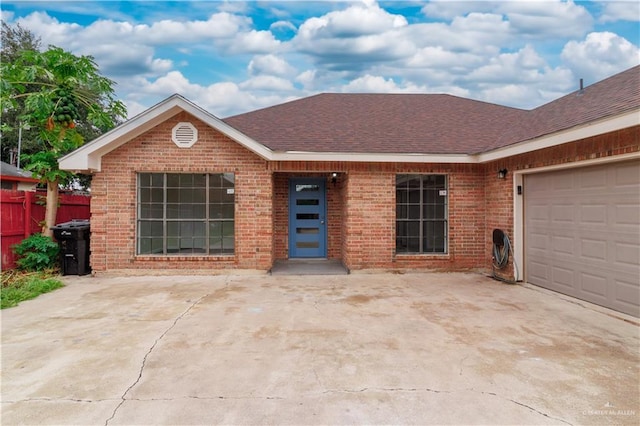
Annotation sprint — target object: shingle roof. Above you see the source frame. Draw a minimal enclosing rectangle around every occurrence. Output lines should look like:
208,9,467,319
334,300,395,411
0,161,34,179
225,65,640,155
490,64,640,151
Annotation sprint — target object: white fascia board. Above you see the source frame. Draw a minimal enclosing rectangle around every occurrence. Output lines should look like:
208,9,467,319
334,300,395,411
272,151,472,163
177,100,274,161
59,95,273,172
476,109,640,163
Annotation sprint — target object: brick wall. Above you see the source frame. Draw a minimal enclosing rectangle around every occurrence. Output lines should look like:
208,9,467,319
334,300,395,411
484,125,640,280
91,111,273,272
90,115,638,275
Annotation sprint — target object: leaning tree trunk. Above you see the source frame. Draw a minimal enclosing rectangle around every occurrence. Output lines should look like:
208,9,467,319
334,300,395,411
42,180,59,238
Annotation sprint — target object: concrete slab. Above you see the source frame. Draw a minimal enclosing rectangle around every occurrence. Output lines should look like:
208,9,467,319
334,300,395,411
270,259,349,275
1,272,638,425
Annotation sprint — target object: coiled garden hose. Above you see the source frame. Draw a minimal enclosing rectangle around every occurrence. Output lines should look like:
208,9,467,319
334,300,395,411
492,232,519,284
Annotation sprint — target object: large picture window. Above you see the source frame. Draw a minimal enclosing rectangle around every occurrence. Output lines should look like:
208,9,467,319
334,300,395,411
396,174,448,254
137,173,235,255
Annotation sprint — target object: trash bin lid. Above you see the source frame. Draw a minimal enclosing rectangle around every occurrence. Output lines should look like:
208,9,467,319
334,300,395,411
51,219,90,229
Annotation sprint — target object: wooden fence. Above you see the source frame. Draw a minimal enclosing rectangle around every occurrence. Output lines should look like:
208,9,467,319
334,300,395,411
1,190,90,270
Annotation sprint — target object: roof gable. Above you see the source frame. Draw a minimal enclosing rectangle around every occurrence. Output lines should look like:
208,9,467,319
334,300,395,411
59,94,272,172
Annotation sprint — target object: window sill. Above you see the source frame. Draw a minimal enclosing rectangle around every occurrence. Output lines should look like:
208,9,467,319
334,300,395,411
394,253,450,260
135,255,235,262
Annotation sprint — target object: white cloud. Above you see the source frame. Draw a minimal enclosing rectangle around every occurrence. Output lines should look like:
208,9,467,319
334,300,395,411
227,30,281,54
599,1,640,23
467,45,547,84
422,1,496,20
423,0,593,39
293,1,410,65
561,31,640,83
248,54,296,77
295,69,317,90
239,75,295,91
297,1,406,39
270,20,297,32
500,0,593,38
342,74,401,92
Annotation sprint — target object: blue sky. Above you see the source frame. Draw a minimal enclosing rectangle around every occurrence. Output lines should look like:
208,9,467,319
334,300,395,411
2,1,639,118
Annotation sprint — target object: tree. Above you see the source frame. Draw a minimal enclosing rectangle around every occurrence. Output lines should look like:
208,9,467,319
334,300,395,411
1,44,127,237
0,22,42,164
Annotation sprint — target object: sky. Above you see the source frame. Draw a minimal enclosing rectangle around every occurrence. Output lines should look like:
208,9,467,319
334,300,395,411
2,1,639,118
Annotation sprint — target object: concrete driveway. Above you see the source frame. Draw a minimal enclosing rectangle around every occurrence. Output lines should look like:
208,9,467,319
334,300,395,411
2,272,638,425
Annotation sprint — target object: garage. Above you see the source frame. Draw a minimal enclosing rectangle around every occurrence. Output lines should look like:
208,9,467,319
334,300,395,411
525,160,640,317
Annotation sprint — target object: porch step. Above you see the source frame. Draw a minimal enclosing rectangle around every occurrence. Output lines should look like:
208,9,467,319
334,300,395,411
270,259,349,276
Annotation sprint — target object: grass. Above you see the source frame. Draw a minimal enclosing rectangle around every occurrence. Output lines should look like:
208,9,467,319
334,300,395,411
1,270,65,309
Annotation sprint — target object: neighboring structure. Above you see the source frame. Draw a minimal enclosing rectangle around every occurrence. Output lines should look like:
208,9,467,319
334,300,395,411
60,66,639,316
0,161,39,191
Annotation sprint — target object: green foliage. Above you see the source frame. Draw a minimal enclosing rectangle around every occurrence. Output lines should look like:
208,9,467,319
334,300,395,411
0,34,127,184
12,234,60,271
1,270,64,309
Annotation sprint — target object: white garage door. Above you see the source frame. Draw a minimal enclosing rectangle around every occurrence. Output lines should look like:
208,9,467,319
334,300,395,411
525,160,640,317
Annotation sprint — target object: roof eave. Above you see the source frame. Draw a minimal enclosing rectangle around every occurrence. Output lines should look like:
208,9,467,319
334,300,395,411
272,151,473,163
477,108,640,163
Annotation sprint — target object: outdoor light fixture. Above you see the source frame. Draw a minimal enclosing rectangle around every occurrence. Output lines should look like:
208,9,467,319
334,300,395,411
331,172,338,186
498,169,508,179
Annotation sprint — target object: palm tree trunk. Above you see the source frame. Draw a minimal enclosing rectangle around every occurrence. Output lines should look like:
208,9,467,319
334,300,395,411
42,180,59,238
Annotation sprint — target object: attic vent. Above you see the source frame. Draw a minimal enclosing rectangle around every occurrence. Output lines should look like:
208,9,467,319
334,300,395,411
172,122,198,148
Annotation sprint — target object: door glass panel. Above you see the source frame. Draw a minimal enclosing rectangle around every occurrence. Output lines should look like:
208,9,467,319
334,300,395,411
296,199,320,205
297,213,319,220
296,184,319,192
297,227,319,234
297,241,320,248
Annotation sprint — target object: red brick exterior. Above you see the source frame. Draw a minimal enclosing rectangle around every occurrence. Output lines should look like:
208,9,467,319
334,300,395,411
89,112,638,276
484,125,640,280
91,112,273,272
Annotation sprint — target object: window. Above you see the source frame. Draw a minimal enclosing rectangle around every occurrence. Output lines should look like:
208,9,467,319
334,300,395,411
137,173,235,255
396,174,448,254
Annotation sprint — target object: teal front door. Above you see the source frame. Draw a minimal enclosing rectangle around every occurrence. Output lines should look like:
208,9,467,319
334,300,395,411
289,178,327,258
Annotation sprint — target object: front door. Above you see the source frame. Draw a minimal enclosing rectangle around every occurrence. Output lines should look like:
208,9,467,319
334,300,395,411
289,178,327,258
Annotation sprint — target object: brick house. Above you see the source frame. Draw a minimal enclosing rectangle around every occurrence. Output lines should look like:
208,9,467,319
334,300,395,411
60,66,639,316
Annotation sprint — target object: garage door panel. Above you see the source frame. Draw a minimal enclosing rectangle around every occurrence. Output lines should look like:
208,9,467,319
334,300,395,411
551,235,575,255
615,161,640,186
552,266,575,289
581,238,607,261
615,203,640,226
580,272,608,298
580,204,607,224
615,279,640,312
615,241,639,267
525,160,640,317
551,204,575,222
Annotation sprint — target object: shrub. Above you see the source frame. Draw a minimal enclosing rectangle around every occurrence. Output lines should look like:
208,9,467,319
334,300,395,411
12,233,60,271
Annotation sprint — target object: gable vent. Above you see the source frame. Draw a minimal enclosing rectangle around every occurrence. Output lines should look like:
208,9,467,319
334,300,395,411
172,122,198,148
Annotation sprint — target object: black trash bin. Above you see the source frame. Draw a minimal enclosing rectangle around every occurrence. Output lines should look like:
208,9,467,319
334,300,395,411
51,219,91,276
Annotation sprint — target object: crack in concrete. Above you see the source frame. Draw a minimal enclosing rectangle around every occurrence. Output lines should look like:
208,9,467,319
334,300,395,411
477,390,573,426
506,397,573,425
2,397,119,403
127,395,285,401
104,293,209,426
